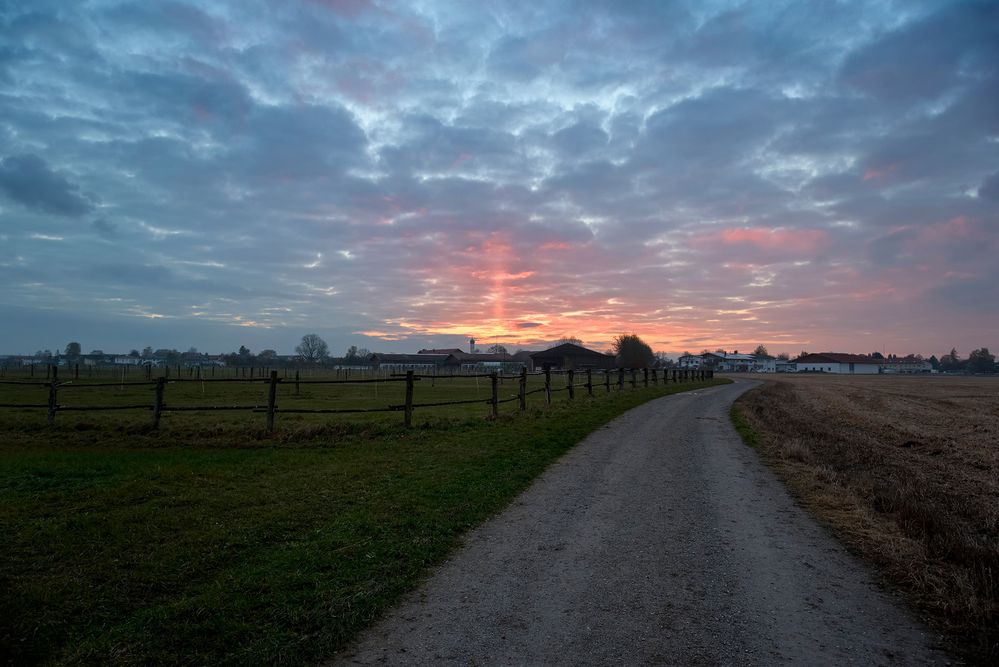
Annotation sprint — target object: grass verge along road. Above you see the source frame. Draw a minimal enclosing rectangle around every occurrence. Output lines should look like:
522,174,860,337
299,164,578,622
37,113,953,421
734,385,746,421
732,375,997,662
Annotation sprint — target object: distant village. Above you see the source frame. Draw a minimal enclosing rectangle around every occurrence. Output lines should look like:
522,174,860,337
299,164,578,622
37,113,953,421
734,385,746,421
4,338,995,375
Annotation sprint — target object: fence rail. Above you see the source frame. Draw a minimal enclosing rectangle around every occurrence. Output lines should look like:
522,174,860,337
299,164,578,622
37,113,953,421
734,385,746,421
0,365,714,431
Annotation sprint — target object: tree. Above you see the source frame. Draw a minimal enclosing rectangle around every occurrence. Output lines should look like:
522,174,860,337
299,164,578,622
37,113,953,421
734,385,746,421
612,333,654,369
258,349,278,361
344,345,359,361
142,346,154,358
65,341,81,357
653,351,674,368
753,345,769,357
928,355,940,370
940,348,962,372
487,344,508,355
237,345,251,358
129,349,140,357
967,348,995,374
296,334,329,363
777,352,790,360
550,336,582,348
187,347,199,355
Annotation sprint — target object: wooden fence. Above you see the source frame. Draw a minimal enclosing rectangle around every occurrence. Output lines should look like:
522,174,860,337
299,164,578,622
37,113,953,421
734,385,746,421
0,365,714,431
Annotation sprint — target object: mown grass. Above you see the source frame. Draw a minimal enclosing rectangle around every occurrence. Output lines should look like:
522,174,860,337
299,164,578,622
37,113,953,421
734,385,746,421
731,376,998,663
1,376,726,665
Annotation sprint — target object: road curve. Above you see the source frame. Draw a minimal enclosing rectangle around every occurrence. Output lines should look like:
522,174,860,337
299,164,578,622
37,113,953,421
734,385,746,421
334,380,950,665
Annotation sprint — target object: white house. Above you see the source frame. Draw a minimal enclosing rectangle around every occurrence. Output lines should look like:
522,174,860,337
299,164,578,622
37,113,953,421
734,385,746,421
679,352,775,372
793,353,881,374
775,358,796,373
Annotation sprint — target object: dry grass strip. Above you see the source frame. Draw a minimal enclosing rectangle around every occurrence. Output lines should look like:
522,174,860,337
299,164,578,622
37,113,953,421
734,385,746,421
733,375,998,663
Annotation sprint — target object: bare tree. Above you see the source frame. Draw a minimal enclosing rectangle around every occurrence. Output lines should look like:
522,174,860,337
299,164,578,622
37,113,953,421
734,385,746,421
549,336,583,348
296,334,329,363
487,344,508,354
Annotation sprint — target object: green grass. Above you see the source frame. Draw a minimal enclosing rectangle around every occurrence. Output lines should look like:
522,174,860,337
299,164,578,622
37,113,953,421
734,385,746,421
1,375,727,665
729,403,761,449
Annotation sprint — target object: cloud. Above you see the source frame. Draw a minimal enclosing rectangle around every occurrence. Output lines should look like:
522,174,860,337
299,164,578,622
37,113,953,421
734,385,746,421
0,154,95,217
0,0,996,358
979,172,999,201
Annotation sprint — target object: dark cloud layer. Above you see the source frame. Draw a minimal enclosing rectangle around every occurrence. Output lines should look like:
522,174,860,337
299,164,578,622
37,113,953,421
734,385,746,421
0,0,996,356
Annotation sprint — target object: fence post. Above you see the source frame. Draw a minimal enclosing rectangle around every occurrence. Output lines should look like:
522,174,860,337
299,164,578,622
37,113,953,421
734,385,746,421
295,370,300,396
544,367,552,405
567,369,575,399
153,377,165,429
630,368,637,388
403,370,414,427
74,363,79,379
518,367,527,411
605,370,611,392
47,365,58,425
266,370,278,433
643,368,649,387
586,368,593,396
490,372,499,418
618,368,624,390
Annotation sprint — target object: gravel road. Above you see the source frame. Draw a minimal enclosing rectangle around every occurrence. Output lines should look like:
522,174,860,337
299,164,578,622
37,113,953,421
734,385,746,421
334,380,951,665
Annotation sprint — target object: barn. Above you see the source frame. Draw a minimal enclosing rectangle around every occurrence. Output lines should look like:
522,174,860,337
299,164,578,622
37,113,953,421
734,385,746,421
368,353,460,372
529,343,616,370
793,353,881,374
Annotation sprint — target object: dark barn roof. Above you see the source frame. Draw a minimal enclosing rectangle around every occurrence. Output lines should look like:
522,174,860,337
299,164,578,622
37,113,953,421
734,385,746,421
530,343,611,360
793,353,880,365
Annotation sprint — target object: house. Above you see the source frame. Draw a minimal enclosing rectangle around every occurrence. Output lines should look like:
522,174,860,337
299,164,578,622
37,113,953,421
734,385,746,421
678,354,703,369
793,353,881,374
880,355,932,374
775,358,796,373
681,352,770,372
529,343,616,370
752,355,777,373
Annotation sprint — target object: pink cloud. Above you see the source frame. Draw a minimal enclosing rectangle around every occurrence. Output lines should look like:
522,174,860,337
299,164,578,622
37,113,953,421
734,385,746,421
708,227,827,254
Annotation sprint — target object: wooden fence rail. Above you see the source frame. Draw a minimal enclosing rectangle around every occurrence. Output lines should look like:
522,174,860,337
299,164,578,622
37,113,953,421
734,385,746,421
0,365,714,432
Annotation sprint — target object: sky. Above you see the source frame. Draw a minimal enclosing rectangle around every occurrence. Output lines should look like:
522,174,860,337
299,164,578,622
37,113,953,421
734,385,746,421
1,0,997,358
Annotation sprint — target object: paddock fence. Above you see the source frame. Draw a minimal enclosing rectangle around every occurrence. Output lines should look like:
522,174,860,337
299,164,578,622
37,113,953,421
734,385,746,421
0,365,715,431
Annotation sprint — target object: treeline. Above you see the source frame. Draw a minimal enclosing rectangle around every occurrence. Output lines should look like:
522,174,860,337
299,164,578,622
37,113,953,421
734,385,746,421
866,348,995,373
935,347,995,373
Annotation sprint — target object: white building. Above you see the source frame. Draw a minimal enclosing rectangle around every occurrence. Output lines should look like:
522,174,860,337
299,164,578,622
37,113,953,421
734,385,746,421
793,353,881,374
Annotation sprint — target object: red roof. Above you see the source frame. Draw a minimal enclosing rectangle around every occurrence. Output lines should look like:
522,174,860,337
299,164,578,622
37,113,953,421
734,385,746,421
794,352,880,365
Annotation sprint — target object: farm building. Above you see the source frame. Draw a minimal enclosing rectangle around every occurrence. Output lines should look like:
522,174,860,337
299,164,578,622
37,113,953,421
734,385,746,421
775,358,796,373
529,343,616,370
368,353,459,372
881,355,933,373
793,353,881,374
417,349,533,371
680,352,774,372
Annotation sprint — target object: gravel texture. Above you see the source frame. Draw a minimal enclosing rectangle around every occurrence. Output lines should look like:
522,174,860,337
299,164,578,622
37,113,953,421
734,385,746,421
333,380,952,665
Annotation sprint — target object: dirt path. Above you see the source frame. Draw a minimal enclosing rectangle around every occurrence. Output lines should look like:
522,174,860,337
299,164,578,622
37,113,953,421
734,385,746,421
334,380,950,665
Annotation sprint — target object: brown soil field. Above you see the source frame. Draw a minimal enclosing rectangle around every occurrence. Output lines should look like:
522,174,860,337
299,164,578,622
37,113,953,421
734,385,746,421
733,375,998,662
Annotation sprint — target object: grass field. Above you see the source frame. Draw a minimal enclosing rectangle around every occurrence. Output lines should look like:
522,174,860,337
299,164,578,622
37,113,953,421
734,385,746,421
0,367,661,431
0,371,725,665
732,374,998,662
